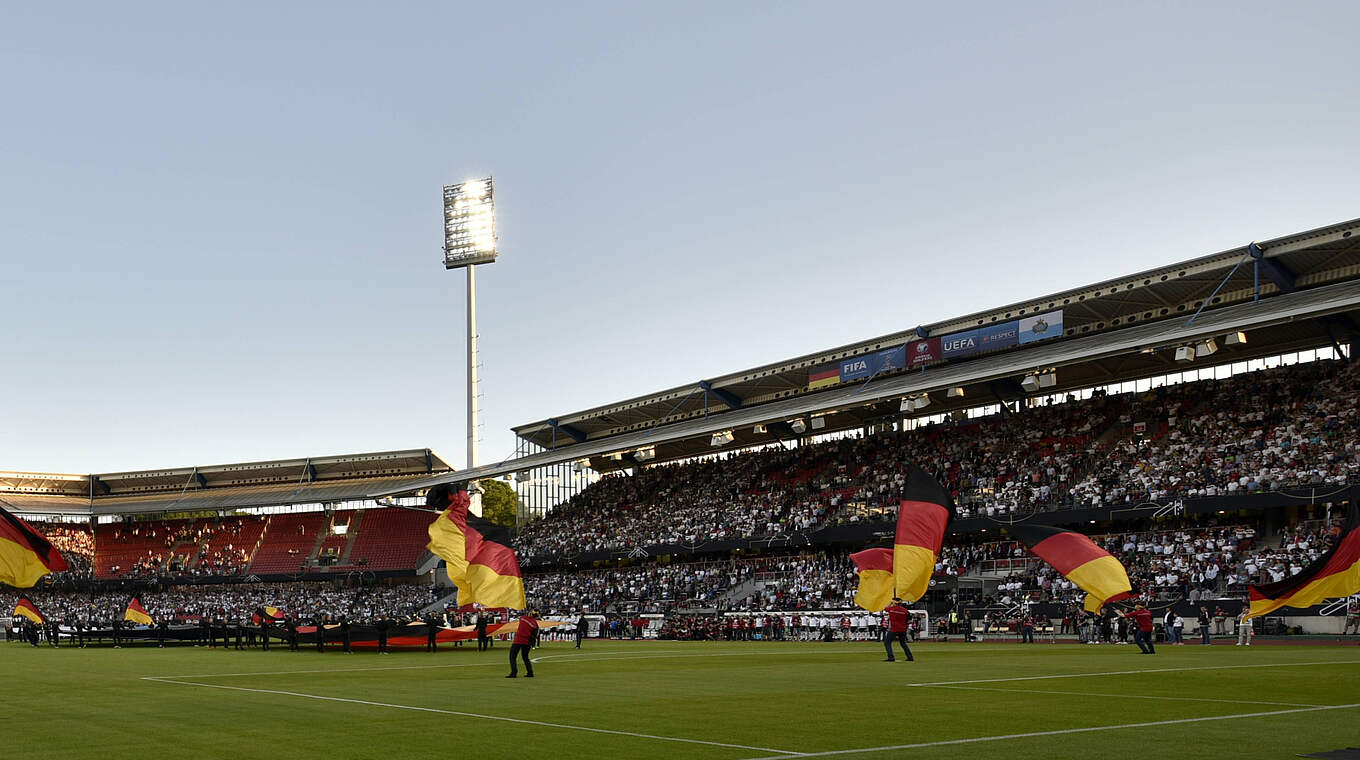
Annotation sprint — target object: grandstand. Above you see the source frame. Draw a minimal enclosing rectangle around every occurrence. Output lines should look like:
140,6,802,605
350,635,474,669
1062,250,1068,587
3,220,1359,633
1,450,451,582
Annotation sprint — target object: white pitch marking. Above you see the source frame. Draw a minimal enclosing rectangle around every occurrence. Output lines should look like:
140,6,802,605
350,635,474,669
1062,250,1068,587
733,703,1360,760
144,676,805,756
142,661,505,679
906,659,1360,687
922,684,1321,708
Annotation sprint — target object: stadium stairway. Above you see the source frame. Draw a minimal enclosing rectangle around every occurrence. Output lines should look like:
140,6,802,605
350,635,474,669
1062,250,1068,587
417,590,459,617
718,574,771,606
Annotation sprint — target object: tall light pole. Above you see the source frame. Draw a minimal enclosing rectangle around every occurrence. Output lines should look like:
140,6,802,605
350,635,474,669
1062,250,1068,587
443,178,498,513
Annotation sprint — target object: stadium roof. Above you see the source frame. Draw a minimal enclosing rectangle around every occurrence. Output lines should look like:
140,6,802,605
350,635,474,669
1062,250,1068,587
0,449,452,517
370,216,1360,497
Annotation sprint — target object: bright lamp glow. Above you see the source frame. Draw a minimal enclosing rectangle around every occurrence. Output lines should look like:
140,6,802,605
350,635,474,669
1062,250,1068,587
444,177,498,268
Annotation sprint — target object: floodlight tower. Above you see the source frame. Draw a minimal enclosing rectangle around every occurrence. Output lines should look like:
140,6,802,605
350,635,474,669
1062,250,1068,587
443,178,498,510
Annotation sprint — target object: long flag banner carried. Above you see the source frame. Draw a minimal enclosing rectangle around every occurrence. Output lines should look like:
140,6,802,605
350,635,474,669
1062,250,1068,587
14,595,46,624
0,503,69,588
1247,492,1360,620
124,596,154,625
1008,523,1133,613
893,465,954,602
426,484,526,610
850,548,895,612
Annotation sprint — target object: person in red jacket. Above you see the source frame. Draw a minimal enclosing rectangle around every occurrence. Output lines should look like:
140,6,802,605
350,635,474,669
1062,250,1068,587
883,598,915,662
1126,604,1156,655
507,610,540,678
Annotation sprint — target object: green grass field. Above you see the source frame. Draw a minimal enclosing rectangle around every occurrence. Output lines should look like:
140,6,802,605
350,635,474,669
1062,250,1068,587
7,639,1359,759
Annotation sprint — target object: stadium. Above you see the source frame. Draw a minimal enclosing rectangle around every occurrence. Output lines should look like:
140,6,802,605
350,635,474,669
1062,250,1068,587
6,217,1360,758
8,7,1360,760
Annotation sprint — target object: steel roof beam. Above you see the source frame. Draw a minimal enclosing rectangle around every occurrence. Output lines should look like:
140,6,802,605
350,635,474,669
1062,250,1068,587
547,418,587,444
699,380,742,410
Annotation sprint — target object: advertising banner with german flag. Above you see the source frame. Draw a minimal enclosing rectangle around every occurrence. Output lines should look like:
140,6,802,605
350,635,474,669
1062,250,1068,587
13,595,46,625
426,484,526,610
893,465,954,602
1247,493,1360,620
1008,524,1132,612
0,503,69,588
850,548,895,612
124,596,154,625
808,367,840,390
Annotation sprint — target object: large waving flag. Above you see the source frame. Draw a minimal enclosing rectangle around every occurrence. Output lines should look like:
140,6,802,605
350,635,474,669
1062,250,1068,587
1009,523,1133,612
893,465,954,602
0,504,69,588
850,548,895,612
1247,494,1360,620
124,596,154,625
426,485,526,610
14,596,46,625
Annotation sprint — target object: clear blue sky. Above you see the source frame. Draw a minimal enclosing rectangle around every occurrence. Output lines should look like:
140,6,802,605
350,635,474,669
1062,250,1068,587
2,2,1357,474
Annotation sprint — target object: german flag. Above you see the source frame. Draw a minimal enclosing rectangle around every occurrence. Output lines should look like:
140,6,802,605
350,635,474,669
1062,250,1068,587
850,548,895,612
1247,494,1360,620
124,596,153,625
13,595,46,625
426,484,526,610
808,367,840,390
1009,524,1132,612
0,503,69,588
251,605,285,624
893,465,954,602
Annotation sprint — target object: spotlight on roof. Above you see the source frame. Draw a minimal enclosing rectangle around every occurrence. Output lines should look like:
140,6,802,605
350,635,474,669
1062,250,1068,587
1224,331,1247,346
1196,338,1218,357
947,387,965,399
788,418,807,434
1038,371,1057,389
1021,374,1041,393
810,416,826,430
633,446,655,462
900,394,931,412
752,424,768,434
572,460,588,473
710,430,734,447
1174,345,1196,362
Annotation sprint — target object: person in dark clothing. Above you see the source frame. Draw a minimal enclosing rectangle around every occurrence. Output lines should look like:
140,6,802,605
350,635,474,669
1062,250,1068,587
883,598,915,662
314,617,326,652
507,610,539,678
286,619,299,651
377,618,389,654
112,619,122,648
1197,606,1212,645
574,612,587,649
259,619,270,651
157,620,168,648
426,614,440,652
341,618,352,653
476,614,490,652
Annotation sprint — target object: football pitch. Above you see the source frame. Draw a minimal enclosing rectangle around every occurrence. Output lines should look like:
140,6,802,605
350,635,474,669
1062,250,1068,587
7,640,1359,759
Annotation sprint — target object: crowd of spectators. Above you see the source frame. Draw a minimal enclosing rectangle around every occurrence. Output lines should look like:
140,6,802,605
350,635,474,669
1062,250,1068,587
514,360,1358,562
28,521,95,581
7,582,439,627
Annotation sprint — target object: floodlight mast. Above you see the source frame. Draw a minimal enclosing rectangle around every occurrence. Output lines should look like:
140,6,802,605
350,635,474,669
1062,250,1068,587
443,177,498,515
